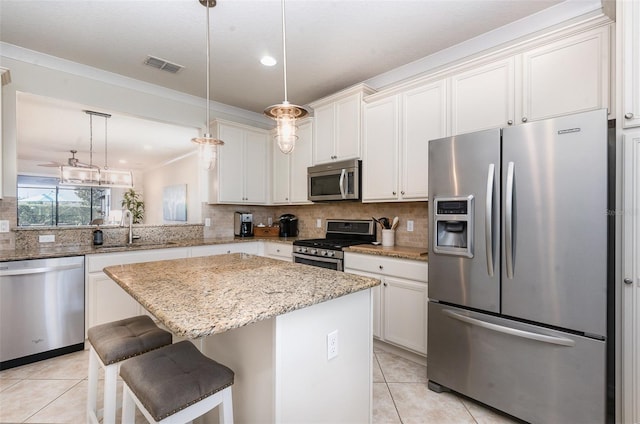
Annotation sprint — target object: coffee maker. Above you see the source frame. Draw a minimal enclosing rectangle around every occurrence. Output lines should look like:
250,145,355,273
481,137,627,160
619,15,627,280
234,212,254,237
278,214,298,237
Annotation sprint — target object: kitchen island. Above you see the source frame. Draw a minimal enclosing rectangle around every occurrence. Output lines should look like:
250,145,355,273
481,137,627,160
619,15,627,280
104,253,380,423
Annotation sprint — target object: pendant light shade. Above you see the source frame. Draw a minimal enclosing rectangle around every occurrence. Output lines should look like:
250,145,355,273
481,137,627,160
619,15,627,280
264,0,308,154
192,0,223,170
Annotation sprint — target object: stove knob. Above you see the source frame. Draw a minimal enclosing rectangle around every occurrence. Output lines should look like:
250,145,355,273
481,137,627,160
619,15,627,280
327,251,335,257
310,249,318,255
320,250,327,256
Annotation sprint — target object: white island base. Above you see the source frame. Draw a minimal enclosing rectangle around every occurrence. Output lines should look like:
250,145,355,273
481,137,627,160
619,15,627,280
186,289,373,424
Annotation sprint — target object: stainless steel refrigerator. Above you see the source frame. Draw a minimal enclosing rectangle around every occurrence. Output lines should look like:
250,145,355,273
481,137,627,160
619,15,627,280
427,109,611,423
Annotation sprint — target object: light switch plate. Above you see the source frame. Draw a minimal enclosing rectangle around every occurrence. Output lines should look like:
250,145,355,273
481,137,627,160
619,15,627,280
407,220,414,232
204,218,211,227
0,220,9,233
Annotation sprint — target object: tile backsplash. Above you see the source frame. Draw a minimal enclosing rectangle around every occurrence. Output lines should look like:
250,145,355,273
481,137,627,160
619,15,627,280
203,201,428,249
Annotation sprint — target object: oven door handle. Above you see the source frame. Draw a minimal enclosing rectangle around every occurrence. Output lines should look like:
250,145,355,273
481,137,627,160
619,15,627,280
293,253,343,271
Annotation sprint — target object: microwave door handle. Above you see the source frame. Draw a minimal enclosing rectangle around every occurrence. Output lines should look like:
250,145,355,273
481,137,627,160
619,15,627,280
339,169,346,199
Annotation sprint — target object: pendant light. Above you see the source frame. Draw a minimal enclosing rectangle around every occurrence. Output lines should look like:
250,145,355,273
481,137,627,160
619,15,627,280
60,110,133,188
191,0,224,170
264,0,308,154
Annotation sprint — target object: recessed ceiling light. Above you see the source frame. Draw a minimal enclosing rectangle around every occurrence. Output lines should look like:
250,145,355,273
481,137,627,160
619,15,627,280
261,56,277,67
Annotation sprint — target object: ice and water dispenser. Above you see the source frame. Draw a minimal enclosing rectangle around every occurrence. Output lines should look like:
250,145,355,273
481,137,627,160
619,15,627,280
433,196,474,258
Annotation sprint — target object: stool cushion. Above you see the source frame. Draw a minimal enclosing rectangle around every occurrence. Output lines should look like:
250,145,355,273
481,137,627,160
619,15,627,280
88,315,172,365
120,340,234,421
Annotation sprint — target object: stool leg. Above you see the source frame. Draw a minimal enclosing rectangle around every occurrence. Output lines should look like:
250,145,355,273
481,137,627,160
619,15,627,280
219,387,234,424
87,346,99,423
103,362,118,424
121,383,136,424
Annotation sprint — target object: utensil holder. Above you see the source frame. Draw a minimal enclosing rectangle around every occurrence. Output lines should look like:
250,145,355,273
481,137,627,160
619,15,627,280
382,229,395,247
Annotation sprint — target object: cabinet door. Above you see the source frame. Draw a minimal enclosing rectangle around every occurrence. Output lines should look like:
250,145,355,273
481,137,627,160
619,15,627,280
451,58,515,135
521,26,609,123
289,121,313,204
383,277,427,354
244,130,268,204
401,80,448,200
217,124,245,203
88,273,141,330
335,94,362,160
345,268,382,339
622,0,640,128
362,96,399,202
313,104,336,164
272,143,291,204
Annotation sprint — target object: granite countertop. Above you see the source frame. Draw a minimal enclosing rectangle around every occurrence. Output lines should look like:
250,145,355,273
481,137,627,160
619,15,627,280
104,253,380,339
344,244,428,261
0,236,297,262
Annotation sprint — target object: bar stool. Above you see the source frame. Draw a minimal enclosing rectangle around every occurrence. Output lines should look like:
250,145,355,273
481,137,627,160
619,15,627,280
120,340,235,424
87,315,173,424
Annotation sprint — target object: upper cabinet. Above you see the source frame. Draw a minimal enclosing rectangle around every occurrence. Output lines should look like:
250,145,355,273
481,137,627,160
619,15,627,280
363,80,447,202
450,58,515,135
519,25,610,123
272,119,313,205
450,26,610,135
310,84,375,165
208,120,269,205
621,0,640,128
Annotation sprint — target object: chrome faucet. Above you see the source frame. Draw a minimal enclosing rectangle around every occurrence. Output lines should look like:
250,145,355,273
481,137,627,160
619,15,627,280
121,209,134,244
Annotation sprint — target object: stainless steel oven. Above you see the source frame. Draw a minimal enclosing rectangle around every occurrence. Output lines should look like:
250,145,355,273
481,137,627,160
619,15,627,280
292,219,375,271
307,159,361,202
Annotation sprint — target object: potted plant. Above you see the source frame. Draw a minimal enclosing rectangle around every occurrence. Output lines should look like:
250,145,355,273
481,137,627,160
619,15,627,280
121,188,144,224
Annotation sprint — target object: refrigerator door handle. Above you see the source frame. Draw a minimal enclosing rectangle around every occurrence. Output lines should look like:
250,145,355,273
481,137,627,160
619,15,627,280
442,309,576,347
505,161,515,278
485,163,495,276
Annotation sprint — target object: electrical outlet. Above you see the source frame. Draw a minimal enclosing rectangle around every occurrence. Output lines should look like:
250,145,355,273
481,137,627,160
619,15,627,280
407,220,414,232
0,220,9,233
327,330,338,360
39,235,55,243
316,219,322,228
204,218,211,227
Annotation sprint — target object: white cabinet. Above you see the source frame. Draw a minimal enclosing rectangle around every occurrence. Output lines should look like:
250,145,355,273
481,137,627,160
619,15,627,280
189,242,259,257
209,120,269,204
450,57,515,135
344,252,428,355
519,25,610,123
0,67,9,200
621,0,640,128
363,80,447,202
263,242,293,262
310,84,375,164
450,26,609,136
272,120,313,204
85,247,189,333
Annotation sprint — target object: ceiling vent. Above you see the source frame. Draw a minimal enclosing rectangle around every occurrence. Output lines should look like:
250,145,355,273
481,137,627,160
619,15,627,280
143,56,184,74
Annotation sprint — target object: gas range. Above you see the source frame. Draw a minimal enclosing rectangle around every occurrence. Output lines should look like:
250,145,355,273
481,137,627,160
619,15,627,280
292,219,376,271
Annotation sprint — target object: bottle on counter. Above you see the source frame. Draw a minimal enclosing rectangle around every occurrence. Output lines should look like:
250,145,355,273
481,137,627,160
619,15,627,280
93,226,104,246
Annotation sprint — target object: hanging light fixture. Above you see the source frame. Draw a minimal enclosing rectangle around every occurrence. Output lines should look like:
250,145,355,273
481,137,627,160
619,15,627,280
60,110,133,188
192,0,224,170
264,0,308,154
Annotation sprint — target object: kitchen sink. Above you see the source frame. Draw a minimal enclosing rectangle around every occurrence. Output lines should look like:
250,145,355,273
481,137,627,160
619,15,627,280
94,241,179,251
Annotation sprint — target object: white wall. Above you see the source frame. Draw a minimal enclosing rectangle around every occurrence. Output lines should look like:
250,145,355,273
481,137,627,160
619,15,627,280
142,153,201,225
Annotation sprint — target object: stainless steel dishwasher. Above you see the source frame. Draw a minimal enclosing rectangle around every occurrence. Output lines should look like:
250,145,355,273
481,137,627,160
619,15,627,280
0,256,85,370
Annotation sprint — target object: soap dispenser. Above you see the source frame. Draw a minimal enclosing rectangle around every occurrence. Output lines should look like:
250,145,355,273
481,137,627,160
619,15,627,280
93,226,104,246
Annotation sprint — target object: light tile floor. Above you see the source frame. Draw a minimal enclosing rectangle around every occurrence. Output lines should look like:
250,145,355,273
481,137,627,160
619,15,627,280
0,347,520,423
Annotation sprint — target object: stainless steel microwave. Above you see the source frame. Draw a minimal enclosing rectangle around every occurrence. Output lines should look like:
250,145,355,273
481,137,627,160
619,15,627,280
308,159,361,202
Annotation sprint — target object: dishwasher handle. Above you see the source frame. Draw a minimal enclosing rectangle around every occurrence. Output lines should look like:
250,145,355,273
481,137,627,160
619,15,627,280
0,263,83,277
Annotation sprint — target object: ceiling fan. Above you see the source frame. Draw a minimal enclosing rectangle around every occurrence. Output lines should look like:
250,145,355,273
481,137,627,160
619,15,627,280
38,150,95,168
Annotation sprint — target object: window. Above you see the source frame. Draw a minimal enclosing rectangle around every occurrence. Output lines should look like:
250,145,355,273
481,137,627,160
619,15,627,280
17,175,110,227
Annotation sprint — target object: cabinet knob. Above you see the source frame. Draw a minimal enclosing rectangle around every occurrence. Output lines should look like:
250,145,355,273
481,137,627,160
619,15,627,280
401,191,405,195
383,282,387,287
507,120,513,125
624,278,634,285
625,113,634,119
392,191,396,196
379,265,384,270
521,117,528,123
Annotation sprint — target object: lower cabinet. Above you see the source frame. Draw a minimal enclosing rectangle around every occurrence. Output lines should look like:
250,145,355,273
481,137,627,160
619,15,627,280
344,252,428,355
263,242,293,262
